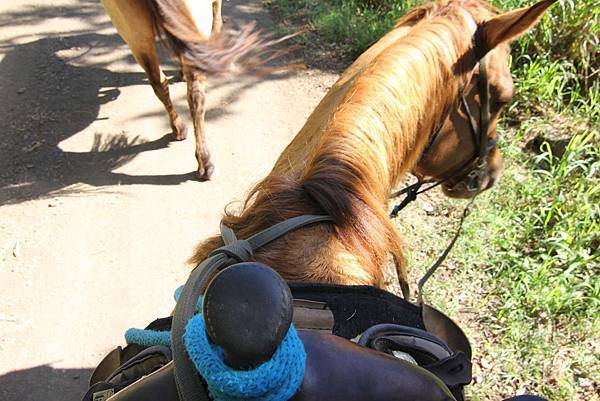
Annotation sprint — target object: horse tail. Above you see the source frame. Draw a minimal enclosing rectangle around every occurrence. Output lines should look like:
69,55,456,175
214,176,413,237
147,0,299,75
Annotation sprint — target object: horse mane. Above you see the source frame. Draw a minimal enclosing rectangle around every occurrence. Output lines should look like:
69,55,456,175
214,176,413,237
190,0,497,285
394,0,497,28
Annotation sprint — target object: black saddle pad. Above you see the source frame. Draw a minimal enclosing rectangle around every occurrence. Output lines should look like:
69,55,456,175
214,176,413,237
289,283,425,339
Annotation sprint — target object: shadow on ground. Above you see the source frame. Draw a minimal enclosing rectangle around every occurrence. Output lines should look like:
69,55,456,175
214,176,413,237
0,365,92,401
0,0,305,206
0,0,111,50
0,33,201,206
0,29,294,205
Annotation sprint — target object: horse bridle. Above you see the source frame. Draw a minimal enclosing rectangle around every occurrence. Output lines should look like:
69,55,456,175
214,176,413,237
390,34,497,217
389,33,498,301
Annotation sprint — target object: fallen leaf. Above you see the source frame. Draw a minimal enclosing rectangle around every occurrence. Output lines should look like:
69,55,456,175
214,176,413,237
12,240,20,258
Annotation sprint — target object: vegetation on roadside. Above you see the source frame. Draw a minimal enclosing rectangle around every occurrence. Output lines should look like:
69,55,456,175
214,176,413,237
448,130,599,401
268,0,599,399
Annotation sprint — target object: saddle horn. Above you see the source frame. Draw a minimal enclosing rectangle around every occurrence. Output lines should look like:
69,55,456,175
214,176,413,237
202,262,294,369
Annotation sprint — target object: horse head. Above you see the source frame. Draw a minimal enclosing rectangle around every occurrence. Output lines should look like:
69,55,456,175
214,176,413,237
413,0,556,198
190,0,558,287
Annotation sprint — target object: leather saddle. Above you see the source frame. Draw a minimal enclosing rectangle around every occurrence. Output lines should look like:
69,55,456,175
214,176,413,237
83,262,472,401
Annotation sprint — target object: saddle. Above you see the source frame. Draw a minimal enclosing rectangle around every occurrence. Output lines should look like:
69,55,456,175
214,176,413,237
81,216,542,401
83,262,472,401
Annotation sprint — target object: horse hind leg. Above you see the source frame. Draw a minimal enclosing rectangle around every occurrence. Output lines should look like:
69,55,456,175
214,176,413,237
135,50,189,141
185,70,214,180
212,0,223,35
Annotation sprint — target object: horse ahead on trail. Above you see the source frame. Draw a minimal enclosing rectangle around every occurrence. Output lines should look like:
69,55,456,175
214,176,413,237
190,0,556,288
101,0,288,180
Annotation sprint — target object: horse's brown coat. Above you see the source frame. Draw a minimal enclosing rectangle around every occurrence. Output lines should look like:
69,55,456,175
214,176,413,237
101,0,291,180
190,0,556,287
102,0,218,179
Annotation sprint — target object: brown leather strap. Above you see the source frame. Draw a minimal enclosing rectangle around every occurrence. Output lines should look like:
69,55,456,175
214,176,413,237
292,300,334,332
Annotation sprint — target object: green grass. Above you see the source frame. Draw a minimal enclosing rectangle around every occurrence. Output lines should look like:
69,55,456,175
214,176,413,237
268,0,599,399
491,133,598,319
450,129,599,400
268,0,423,56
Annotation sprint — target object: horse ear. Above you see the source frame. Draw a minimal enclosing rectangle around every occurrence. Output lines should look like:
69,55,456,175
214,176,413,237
478,0,556,55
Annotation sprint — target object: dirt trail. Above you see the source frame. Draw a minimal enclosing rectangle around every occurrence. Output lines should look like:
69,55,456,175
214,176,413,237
0,1,337,399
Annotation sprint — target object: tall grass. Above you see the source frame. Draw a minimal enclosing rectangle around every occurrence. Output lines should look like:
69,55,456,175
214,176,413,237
453,129,599,400
268,0,600,399
269,0,421,56
490,132,598,319
503,0,599,89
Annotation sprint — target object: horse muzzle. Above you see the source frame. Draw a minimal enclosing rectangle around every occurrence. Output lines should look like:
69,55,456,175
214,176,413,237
442,159,501,199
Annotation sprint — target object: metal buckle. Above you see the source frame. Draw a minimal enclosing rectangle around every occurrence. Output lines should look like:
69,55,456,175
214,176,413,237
466,162,486,192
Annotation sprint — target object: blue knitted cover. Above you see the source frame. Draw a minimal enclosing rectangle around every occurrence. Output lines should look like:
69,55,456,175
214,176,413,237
125,327,172,347
184,314,305,401
125,290,306,401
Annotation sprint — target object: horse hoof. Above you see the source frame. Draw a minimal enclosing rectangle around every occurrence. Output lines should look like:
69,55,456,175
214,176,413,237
172,126,191,141
198,162,214,181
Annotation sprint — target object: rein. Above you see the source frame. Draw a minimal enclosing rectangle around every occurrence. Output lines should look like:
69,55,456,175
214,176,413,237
415,195,476,304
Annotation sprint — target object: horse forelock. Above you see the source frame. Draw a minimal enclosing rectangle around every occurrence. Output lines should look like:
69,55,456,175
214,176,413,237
395,0,498,26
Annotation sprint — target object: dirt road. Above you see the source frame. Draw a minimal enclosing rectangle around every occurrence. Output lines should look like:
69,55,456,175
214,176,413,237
0,1,337,399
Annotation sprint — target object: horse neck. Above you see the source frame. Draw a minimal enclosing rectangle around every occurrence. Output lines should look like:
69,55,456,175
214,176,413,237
301,17,474,203
270,25,417,179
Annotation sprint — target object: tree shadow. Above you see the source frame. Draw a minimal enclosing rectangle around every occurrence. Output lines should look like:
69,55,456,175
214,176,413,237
0,0,105,28
0,0,112,50
0,0,304,206
0,365,93,401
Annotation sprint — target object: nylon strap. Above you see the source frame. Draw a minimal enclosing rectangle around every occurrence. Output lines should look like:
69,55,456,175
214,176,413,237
220,222,237,245
389,182,422,218
389,180,449,217
172,214,333,401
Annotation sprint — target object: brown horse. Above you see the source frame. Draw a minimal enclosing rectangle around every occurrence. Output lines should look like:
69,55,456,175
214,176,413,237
190,0,556,287
101,0,283,180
